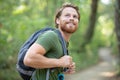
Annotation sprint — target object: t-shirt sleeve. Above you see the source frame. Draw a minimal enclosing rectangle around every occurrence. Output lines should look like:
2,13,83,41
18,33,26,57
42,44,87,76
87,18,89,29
35,31,57,52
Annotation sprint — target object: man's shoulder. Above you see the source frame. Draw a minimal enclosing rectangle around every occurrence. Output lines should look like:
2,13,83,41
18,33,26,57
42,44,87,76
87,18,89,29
36,29,60,42
42,29,58,38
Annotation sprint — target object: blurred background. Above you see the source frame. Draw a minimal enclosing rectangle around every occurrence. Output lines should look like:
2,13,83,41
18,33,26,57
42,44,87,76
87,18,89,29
0,0,120,80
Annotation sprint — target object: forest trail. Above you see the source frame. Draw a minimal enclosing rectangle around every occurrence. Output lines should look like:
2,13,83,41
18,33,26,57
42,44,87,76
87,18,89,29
65,48,117,80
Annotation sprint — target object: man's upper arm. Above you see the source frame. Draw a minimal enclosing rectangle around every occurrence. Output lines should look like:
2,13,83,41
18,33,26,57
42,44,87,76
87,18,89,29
35,31,57,52
28,43,46,55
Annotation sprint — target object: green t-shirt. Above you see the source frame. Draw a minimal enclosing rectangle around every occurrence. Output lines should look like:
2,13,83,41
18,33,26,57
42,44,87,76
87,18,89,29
31,29,66,80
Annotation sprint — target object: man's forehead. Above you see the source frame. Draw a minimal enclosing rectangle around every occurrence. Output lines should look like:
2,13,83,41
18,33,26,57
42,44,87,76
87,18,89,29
62,7,78,15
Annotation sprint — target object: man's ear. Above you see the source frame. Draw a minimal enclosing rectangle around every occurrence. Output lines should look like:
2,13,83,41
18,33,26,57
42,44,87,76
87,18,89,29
56,18,60,25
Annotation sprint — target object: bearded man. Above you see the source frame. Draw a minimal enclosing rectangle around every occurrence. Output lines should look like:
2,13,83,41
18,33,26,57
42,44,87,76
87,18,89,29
23,2,80,80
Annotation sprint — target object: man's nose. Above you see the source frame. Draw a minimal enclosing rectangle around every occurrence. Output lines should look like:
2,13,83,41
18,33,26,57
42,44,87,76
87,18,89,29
69,16,74,21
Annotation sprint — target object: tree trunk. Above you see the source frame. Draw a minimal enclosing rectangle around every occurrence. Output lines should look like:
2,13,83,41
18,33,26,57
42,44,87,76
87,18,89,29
114,0,120,76
80,0,99,49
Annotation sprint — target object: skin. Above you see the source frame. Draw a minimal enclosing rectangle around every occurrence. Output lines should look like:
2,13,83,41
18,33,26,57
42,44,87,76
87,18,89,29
24,7,79,74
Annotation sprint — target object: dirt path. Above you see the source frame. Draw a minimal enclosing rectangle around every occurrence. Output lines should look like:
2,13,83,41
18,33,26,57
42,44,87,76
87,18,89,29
65,48,117,80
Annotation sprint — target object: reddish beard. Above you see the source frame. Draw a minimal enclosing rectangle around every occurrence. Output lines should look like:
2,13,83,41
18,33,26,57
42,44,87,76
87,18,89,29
61,23,78,33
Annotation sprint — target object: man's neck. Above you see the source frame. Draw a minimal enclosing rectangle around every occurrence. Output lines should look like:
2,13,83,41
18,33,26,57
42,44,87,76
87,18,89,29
58,29,72,42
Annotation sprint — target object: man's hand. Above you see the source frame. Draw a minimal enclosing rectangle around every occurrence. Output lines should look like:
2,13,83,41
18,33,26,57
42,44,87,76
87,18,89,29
58,55,73,68
58,55,75,74
64,62,76,74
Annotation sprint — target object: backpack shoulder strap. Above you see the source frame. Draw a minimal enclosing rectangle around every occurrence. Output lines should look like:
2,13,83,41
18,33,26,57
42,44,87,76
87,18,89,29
45,29,69,80
55,30,69,72
55,30,68,55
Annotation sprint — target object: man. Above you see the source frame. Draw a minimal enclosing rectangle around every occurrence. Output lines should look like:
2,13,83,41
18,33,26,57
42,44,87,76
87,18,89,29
24,2,80,80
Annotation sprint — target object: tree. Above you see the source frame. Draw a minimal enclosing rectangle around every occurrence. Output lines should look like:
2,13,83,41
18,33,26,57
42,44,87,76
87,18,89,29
114,0,120,76
80,0,99,50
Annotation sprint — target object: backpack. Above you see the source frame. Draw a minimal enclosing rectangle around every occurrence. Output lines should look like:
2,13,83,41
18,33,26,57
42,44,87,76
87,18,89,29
16,27,68,80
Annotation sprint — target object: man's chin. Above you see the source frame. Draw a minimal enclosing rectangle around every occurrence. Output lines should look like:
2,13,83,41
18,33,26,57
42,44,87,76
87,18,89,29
63,29,77,33
61,25,77,33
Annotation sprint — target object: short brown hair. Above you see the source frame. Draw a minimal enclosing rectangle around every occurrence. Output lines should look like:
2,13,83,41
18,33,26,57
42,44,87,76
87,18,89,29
55,2,80,28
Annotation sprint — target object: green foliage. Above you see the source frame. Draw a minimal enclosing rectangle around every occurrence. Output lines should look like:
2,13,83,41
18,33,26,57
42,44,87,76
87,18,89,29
70,51,99,71
0,0,118,79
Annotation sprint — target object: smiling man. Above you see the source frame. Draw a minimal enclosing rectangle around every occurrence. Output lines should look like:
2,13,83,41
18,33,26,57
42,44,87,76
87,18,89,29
23,2,80,80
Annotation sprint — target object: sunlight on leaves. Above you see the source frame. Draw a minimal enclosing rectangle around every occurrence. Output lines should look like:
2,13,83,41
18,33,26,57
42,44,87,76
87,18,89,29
101,0,111,5
7,34,13,42
1,29,13,43
98,15,114,37
1,29,8,35
38,0,47,11
12,4,26,15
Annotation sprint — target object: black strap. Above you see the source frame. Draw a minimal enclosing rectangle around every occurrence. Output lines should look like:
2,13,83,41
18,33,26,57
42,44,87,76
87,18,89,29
56,30,69,72
56,30,68,55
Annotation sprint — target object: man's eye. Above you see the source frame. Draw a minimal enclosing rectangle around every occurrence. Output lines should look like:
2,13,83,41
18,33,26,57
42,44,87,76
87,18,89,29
65,14,70,17
73,15,78,19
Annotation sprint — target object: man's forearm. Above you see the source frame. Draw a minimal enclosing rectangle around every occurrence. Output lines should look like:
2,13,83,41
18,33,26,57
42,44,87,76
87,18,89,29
24,52,60,69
